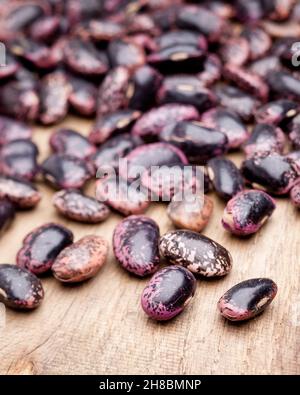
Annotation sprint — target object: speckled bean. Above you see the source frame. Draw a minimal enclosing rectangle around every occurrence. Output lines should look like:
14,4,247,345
16,223,74,274
41,154,94,189
113,215,160,277
218,278,278,321
222,190,276,236
0,175,41,208
131,104,199,141
167,194,213,232
52,235,108,283
141,266,196,321
0,264,44,310
290,183,300,208
159,230,232,277
160,121,228,164
53,189,110,223
50,128,96,159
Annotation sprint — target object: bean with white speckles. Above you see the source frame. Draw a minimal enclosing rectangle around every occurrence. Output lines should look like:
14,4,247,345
113,215,160,277
141,266,196,321
159,230,232,277
0,264,44,310
218,278,278,321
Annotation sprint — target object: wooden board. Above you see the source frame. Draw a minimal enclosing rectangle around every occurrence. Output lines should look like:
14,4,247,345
0,116,299,375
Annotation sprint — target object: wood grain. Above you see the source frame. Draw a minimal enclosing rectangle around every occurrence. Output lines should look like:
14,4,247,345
0,116,299,375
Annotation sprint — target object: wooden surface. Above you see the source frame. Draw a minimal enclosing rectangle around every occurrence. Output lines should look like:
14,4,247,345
0,116,299,375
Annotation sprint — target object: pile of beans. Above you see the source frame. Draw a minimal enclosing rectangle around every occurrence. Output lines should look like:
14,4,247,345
2,0,300,321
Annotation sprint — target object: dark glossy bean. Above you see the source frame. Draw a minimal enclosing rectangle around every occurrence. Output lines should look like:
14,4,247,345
50,128,96,159
28,15,61,43
9,36,59,70
290,183,300,208
218,278,278,321
53,189,110,223
141,266,196,321
90,134,142,171
96,175,150,216
267,71,300,101
113,215,160,277
0,175,41,208
68,76,98,116
132,104,199,141
16,223,74,274
0,2,47,40
215,85,259,122
97,67,130,116
0,199,15,234
241,153,300,195
160,121,228,164
207,157,244,201
126,65,162,112
254,99,299,126
147,43,205,74
156,30,207,51
0,264,44,310
159,230,232,277
241,26,271,60
0,116,32,146
176,5,225,42
90,110,141,145
167,194,213,232
243,124,286,157
0,139,39,181
220,37,250,67
222,189,276,236
157,75,217,111
223,64,269,101
108,38,146,70
52,235,108,283
41,154,93,189
64,38,109,76
201,107,249,149
39,70,70,125
121,142,188,180
197,54,222,87
0,79,39,121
